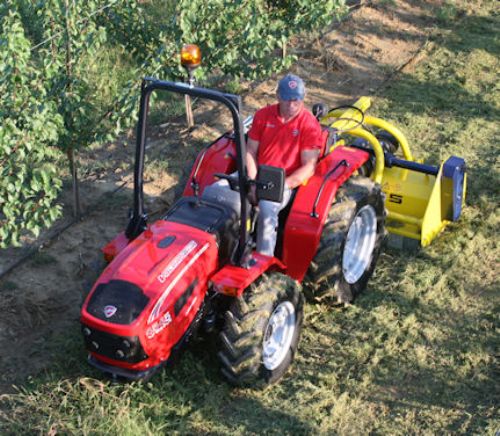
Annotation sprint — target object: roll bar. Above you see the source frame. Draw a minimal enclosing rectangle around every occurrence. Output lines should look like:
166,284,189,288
125,78,250,264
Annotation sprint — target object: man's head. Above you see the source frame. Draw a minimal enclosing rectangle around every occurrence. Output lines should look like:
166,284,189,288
277,74,305,120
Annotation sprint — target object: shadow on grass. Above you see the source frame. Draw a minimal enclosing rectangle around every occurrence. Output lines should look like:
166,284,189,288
292,247,497,433
0,324,314,434
438,13,500,57
365,284,498,432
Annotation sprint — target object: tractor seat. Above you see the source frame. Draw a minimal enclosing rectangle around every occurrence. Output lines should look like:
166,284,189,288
163,196,239,264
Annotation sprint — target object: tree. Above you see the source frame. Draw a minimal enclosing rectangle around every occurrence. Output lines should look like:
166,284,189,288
37,0,110,218
0,8,63,247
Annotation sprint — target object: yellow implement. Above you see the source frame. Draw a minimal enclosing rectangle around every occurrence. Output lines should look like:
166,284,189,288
320,97,467,246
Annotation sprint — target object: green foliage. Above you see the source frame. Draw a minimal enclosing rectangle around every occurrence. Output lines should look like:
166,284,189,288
0,8,63,247
0,0,346,247
37,0,111,150
176,0,346,80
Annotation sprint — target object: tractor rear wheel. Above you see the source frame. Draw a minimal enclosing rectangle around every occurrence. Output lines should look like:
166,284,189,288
305,176,385,303
217,273,303,387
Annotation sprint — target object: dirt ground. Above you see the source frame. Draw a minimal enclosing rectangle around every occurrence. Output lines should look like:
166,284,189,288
0,0,442,393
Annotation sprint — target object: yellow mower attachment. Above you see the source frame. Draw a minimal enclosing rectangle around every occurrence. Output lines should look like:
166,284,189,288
320,97,467,246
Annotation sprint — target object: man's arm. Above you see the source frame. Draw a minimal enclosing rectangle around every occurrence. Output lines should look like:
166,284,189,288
285,149,320,189
246,137,259,180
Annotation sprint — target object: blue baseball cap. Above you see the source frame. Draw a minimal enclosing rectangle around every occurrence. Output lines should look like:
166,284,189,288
277,74,305,101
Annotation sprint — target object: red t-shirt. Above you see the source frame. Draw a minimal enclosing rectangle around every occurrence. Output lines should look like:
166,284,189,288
247,104,322,176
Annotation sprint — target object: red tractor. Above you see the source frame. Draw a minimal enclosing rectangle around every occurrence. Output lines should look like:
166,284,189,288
80,74,465,386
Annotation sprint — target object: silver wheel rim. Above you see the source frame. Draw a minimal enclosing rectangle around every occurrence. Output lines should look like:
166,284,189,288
262,301,296,370
342,204,377,284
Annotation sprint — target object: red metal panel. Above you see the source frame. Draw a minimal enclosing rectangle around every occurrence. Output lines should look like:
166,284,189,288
182,135,237,196
282,146,370,282
210,253,285,297
81,220,219,370
101,232,129,262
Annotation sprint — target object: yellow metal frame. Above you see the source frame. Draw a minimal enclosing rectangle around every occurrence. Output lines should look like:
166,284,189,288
320,96,465,246
320,97,413,184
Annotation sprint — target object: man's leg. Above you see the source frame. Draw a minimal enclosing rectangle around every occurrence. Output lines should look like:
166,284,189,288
256,187,292,256
201,173,241,217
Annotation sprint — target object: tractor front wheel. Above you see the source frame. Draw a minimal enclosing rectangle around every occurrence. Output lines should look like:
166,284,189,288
305,176,385,303
217,273,303,387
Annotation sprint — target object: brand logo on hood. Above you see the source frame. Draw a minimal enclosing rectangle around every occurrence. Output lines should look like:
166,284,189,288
157,240,198,284
103,305,117,318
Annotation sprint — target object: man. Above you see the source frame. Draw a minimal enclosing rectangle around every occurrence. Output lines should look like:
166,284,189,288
246,74,322,256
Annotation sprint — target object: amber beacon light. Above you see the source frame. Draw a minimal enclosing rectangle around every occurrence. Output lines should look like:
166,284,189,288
180,44,202,69
180,44,201,127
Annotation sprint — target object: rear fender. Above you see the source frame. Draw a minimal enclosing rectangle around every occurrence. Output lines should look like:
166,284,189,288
210,253,285,297
282,146,370,282
181,134,237,197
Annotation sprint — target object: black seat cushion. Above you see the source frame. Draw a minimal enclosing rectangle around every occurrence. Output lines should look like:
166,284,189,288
164,197,239,264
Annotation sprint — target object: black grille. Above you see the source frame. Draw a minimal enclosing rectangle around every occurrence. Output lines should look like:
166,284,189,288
87,280,149,325
81,324,148,364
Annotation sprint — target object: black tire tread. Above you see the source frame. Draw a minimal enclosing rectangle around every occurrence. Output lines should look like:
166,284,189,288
305,176,385,303
218,273,303,388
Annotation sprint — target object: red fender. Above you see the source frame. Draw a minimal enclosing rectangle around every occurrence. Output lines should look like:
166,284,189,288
210,253,286,297
282,146,370,282
182,135,237,197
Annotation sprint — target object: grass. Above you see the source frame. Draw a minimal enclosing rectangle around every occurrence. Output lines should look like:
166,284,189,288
1,2,499,435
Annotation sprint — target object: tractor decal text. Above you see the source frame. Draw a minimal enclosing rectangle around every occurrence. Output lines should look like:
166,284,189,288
148,242,210,324
388,193,403,204
157,240,198,284
146,311,172,339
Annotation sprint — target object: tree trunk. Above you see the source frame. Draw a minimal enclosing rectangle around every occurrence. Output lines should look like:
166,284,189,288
67,147,81,219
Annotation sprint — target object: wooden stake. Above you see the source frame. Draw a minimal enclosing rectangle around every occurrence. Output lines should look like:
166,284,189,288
185,94,194,128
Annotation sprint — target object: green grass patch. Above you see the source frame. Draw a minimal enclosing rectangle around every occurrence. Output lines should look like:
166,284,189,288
1,2,499,434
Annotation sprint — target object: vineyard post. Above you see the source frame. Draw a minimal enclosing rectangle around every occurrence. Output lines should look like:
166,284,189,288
185,68,195,128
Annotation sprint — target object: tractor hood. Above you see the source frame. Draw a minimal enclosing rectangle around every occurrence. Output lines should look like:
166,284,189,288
81,220,219,331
